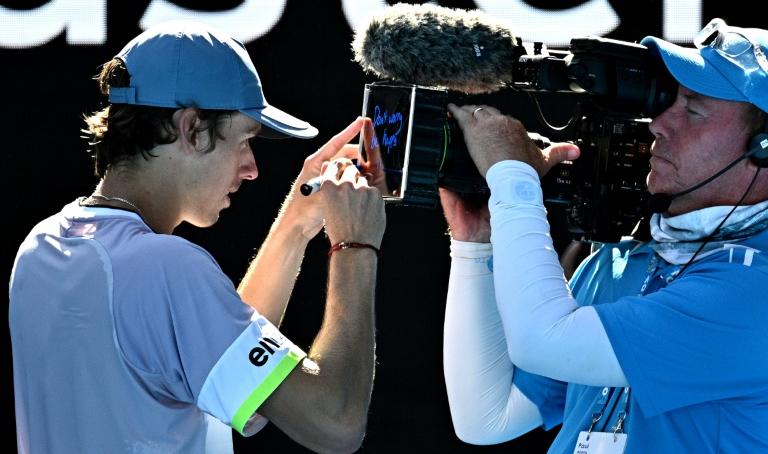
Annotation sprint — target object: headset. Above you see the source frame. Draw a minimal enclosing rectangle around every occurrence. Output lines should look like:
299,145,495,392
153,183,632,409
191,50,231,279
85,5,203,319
747,132,768,167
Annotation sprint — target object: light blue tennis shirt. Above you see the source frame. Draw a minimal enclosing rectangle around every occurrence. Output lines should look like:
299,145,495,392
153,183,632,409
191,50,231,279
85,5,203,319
513,231,768,452
9,200,306,454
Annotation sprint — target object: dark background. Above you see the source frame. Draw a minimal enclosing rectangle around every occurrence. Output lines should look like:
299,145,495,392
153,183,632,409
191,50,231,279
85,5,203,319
2,1,760,452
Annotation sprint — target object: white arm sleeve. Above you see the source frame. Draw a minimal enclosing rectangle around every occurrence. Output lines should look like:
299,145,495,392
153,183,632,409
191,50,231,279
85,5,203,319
486,160,627,387
444,240,543,444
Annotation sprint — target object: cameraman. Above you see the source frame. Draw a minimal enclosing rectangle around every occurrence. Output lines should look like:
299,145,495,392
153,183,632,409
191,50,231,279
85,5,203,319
442,19,768,452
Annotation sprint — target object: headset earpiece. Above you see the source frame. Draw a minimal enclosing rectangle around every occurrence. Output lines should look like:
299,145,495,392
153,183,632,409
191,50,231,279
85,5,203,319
747,133,768,167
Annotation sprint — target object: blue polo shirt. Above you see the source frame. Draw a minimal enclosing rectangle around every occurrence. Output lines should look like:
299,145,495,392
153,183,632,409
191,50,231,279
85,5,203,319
513,230,768,453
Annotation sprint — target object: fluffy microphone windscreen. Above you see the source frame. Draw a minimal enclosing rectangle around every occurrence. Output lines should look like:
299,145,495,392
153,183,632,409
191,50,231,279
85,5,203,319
352,3,520,94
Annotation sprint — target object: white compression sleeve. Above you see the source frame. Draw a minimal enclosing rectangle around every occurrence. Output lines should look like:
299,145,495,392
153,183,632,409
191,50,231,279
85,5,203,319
443,240,543,444
486,161,627,387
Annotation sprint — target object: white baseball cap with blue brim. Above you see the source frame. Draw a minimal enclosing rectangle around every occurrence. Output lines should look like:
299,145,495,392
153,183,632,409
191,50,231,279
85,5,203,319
108,20,318,139
642,18,768,113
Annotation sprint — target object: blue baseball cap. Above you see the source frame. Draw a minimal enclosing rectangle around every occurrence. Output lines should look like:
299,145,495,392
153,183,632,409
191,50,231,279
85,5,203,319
108,21,318,139
642,18,768,113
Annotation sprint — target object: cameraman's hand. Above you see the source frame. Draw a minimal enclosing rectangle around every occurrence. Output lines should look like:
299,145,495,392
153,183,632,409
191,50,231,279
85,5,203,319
448,104,580,177
279,117,366,240
438,188,491,243
319,159,386,249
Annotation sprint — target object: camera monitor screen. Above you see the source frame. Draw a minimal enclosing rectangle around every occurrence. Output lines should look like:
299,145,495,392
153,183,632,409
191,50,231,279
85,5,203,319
360,84,416,201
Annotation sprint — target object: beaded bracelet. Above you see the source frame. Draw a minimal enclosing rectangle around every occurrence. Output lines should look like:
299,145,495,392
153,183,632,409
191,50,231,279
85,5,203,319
328,241,381,258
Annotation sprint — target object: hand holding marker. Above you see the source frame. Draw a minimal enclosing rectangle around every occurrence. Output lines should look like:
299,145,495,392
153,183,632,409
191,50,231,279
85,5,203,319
300,162,366,196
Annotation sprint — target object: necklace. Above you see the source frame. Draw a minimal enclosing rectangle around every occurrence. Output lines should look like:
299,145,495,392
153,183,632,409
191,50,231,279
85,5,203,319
89,194,145,219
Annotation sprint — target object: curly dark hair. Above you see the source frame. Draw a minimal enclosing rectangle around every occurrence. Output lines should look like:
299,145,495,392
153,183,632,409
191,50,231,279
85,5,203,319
82,58,236,177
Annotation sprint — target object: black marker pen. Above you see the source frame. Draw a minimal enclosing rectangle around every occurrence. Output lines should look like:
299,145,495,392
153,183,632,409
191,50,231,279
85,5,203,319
300,164,366,196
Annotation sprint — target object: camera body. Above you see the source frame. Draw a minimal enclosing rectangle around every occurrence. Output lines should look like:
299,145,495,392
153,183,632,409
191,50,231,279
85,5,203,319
359,36,676,242
542,114,653,242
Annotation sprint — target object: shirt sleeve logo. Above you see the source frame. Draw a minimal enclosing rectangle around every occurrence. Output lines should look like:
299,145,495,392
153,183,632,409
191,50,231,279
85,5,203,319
248,337,281,367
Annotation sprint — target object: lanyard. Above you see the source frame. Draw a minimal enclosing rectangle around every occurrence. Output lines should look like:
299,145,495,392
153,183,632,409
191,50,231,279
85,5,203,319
587,387,631,435
586,387,612,433
638,253,684,295
612,387,630,435
638,254,659,295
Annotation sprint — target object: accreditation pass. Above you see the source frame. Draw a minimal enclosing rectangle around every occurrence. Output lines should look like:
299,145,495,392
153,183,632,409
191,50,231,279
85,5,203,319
573,431,627,454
